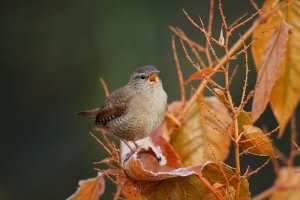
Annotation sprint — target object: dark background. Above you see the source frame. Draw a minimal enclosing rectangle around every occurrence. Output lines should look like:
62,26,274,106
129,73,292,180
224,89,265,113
1,0,299,199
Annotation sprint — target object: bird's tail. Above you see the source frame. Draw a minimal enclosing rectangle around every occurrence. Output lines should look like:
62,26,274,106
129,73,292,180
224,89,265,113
75,108,100,119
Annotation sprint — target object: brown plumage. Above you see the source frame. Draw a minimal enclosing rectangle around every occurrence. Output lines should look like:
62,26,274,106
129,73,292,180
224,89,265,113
77,65,168,150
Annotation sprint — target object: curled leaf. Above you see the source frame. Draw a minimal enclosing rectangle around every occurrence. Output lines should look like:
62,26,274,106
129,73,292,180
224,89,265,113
120,136,167,167
121,141,250,200
240,125,274,157
68,173,105,200
170,96,232,166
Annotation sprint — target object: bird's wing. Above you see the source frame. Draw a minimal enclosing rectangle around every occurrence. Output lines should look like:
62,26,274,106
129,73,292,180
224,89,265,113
95,86,131,125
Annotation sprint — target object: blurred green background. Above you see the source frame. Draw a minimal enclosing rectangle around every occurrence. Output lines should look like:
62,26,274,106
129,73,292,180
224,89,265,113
1,0,299,199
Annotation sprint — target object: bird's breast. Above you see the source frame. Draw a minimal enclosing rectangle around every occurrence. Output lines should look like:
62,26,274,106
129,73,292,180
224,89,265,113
128,85,167,136
106,84,167,141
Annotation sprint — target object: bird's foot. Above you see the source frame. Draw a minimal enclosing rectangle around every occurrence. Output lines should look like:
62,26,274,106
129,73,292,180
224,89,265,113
121,139,133,151
121,139,143,160
133,141,140,150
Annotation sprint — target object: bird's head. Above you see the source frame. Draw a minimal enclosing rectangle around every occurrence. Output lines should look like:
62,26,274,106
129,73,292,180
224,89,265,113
128,65,162,88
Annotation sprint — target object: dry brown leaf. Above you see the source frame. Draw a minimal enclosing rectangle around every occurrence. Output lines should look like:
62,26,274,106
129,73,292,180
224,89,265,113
252,1,300,137
169,96,232,166
237,110,253,133
122,145,250,200
240,125,274,157
252,19,292,122
68,173,105,200
188,68,215,81
271,167,300,200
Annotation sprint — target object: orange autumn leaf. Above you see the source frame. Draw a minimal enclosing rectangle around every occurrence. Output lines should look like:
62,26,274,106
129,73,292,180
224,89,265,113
169,96,232,166
252,19,292,122
252,1,300,137
188,68,215,81
68,173,105,200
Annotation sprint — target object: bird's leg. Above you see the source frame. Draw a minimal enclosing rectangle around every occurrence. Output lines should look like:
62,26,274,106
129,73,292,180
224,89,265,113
121,138,134,152
133,141,140,150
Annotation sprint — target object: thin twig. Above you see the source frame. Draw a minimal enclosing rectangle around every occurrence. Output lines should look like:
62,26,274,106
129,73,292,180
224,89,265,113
229,9,261,35
205,0,215,66
172,35,186,108
228,65,239,86
239,34,249,110
248,0,261,14
202,74,225,90
243,158,271,178
180,39,201,71
100,77,110,97
228,12,248,30
169,26,206,52
198,16,221,64
90,132,112,156
183,9,225,47
217,0,228,31
174,27,207,67
231,36,256,60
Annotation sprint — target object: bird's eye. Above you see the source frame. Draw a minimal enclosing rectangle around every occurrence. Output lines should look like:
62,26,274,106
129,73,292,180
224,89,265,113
140,75,147,79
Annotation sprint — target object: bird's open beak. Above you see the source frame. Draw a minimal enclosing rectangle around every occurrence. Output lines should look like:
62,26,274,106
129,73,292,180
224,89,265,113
148,73,158,82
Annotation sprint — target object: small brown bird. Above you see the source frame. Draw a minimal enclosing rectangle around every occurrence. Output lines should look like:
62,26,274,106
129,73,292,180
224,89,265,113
77,65,167,151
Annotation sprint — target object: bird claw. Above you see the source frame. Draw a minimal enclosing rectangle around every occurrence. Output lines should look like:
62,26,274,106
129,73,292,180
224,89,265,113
133,141,140,150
